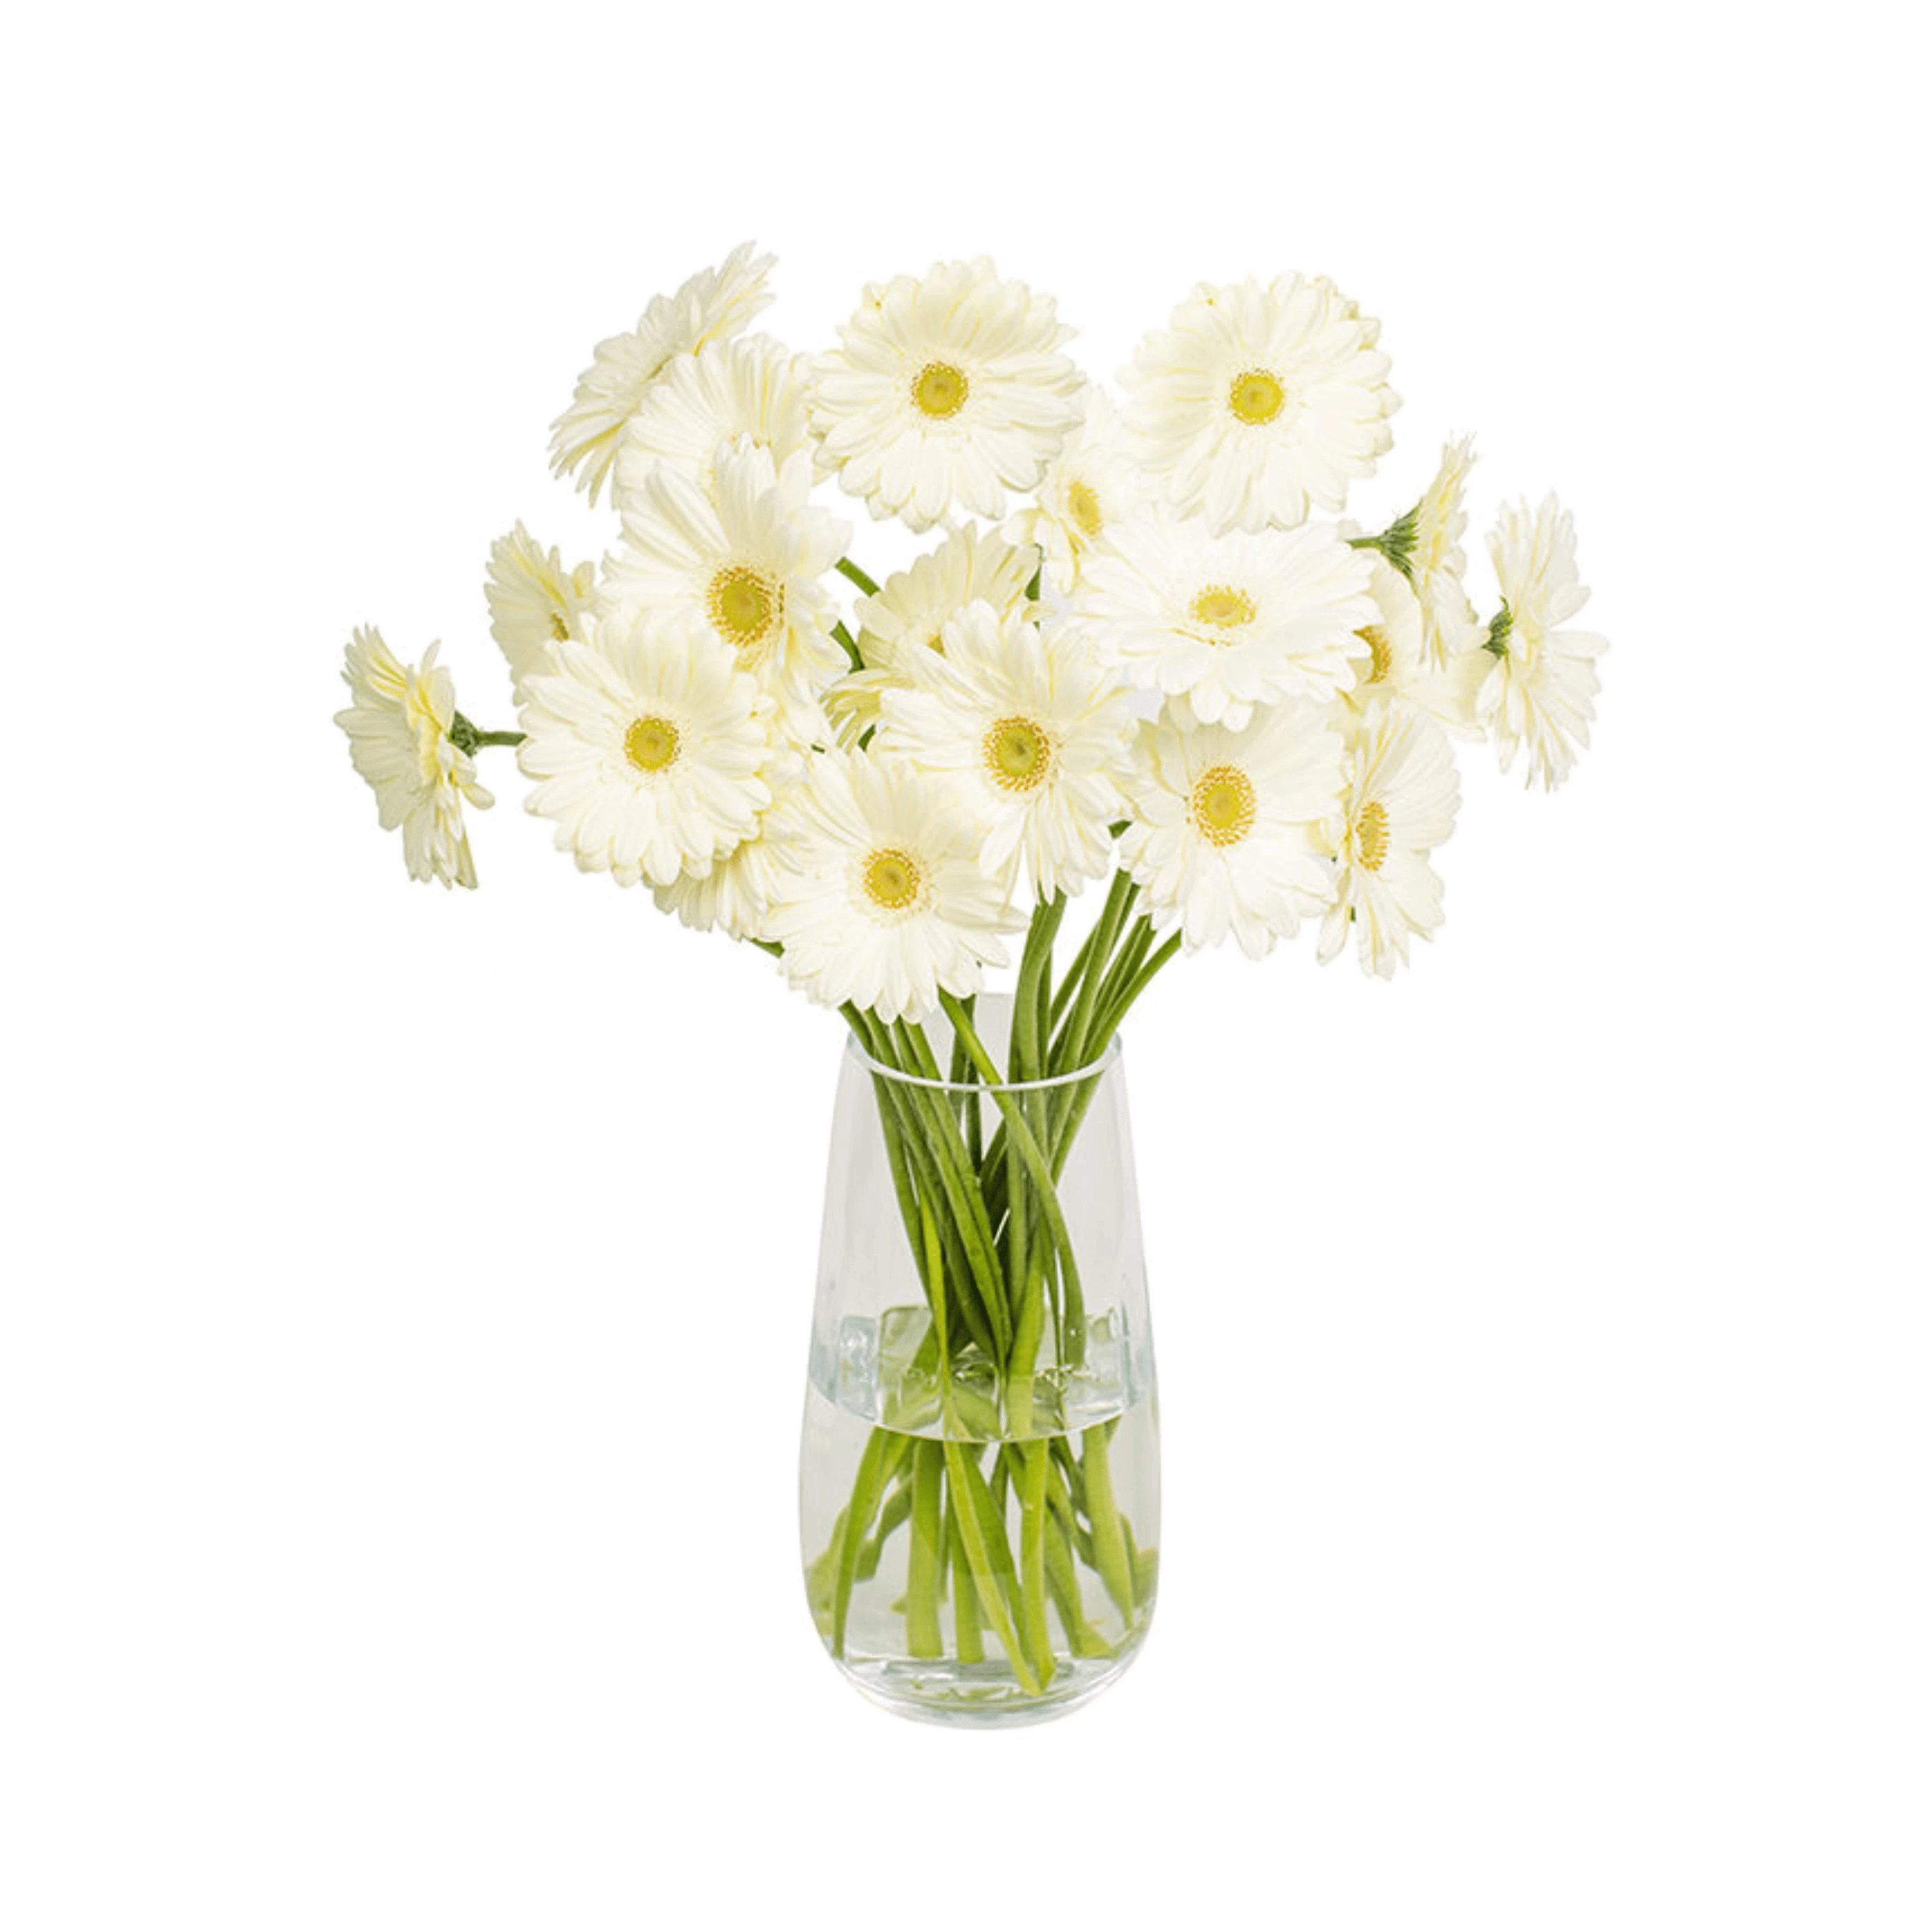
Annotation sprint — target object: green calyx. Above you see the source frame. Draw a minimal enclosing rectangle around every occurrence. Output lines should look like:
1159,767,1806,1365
1483,602,1513,659
1348,501,1421,582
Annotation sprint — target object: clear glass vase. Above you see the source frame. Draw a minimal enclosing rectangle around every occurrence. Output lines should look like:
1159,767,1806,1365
800,995,1159,1727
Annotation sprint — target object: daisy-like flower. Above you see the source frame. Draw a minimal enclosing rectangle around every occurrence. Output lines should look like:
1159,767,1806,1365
335,627,493,889
1121,273,1398,534
1317,706,1460,978
763,747,1022,1023
1409,437,1488,668
516,607,776,889
1076,509,1376,728
1003,388,1141,594
603,440,851,742
613,333,814,510
1119,701,1344,958
811,259,1085,533
652,747,808,942
483,523,597,698
878,600,1133,900
1480,495,1608,790
1342,544,1486,737
549,241,776,505
823,524,1040,745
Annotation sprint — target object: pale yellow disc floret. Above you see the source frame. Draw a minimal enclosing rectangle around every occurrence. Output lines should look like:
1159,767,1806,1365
623,714,681,774
982,716,1055,795
862,846,925,912
1227,368,1286,427
912,361,969,420
1190,584,1258,631
1189,763,1256,846
1065,479,1105,539
1353,799,1390,871
707,563,783,657
1358,625,1393,684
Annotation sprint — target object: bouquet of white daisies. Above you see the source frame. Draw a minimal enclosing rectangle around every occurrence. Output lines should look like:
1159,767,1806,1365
336,246,1607,1706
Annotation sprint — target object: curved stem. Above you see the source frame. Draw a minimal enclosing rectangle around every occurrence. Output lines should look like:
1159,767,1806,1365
836,557,881,598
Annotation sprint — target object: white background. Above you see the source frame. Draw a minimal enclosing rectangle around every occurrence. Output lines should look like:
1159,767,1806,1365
4,2,1927,1926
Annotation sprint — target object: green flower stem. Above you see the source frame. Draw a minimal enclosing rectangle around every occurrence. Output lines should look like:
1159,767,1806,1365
833,1426,907,1659
938,992,1086,1365
1019,1442,1053,1676
1044,1511,1114,1659
906,1440,946,1659
1081,1422,1137,1623
831,620,864,673
449,711,524,755
1048,924,1099,1029
1055,871,1139,1077
836,556,881,598
946,1498,986,1663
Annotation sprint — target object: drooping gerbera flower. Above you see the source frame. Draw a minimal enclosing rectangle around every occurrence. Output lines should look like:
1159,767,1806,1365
1409,436,1487,669
614,333,815,510
1120,273,1398,534
1119,700,1344,958
603,440,850,743
1317,706,1460,978
811,259,1085,533
549,241,776,505
334,627,493,889
878,600,1134,900
1479,495,1608,790
483,523,598,698
1341,544,1486,737
1003,388,1141,594
822,523,1040,745
1075,508,1376,727
516,609,776,890
762,747,1021,1022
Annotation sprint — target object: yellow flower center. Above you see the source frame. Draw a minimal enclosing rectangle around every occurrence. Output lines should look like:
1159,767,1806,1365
1355,800,1390,872
623,714,681,774
1066,479,1104,538
707,564,783,656
983,716,1054,793
1189,764,1256,847
549,610,571,643
1228,368,1286,426
912,361,969,420
1190,584,1257,632
1358,625,1393,684
862,846,925,912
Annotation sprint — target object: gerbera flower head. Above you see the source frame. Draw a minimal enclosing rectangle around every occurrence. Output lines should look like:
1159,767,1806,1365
549,241,776,505
614,333,814,510
1075,509,1376,727
763,747,1022,1022
1119,700,1344,958
878,600,1134,900
1410,436,1487,668
811,259,1085,533
603,439,851,744
483,523,598,698
1342,542,1486,737
1317,706,1460,978
516,607,777,890
822,523,1040,745
1121,273,1398,534
335,627,493,889
1479,495,1608,790
1003,388,1141,594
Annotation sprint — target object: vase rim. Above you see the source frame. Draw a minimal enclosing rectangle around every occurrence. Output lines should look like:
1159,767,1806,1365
845,1027,1123,1095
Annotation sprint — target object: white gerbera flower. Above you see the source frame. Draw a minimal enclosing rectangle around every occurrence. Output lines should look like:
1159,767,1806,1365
549,241,776,505
613,334,814,510
823,524,1040,745
652,748,808,942
1343,544,1486,737
1004,388,1141,594
1409,437,1487,668
1076,510,1376,727
483,523,597,698
763,748,1020,1023
1317,707,1460,979
878,600,1133,900
335,628,493,889
1480,496,1608,790
516,609,775,889
1119,701,1344,958
604,441,851,742
812,259,1085,533
1121,273,1398,534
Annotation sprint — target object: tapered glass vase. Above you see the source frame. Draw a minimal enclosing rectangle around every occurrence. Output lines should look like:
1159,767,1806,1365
800,996,1159,1727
